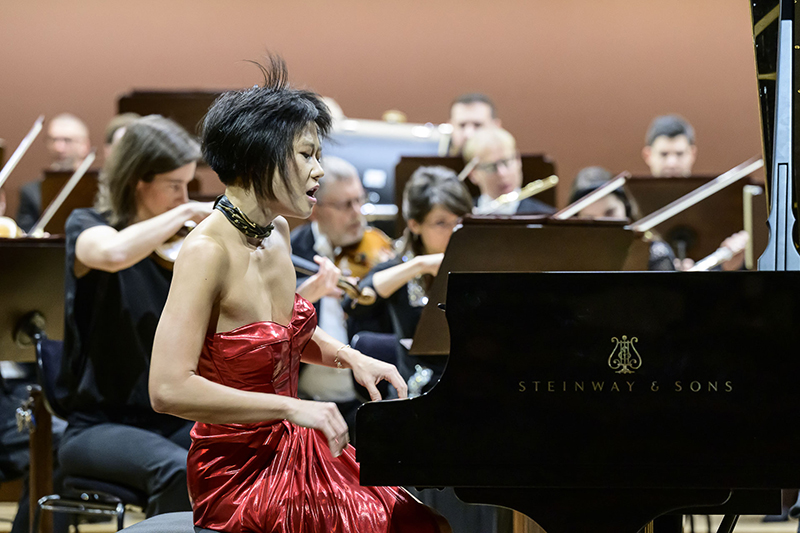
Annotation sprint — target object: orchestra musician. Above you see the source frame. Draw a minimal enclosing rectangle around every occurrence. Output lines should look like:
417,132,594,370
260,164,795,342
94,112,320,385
570,166,679,271
463,127,556,215
447,93,501,156
56,115,212,518
148,58,448,533
16,113,92,232
639,116,748,270
290,155,393,424
642,114,698,178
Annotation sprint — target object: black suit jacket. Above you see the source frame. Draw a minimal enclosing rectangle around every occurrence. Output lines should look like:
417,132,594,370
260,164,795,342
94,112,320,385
289,223,321,319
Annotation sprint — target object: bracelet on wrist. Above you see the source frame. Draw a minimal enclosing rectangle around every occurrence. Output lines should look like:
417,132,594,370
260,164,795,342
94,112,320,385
334,344,350,369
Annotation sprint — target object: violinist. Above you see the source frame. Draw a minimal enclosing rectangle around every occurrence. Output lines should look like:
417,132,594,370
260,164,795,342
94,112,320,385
16,113,92,232
463,127,555,215
56,115,212,518
290,155,392,419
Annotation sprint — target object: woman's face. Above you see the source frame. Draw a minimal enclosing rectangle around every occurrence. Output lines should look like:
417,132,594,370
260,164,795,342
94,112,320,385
270,123,324,219
577,194,627,219
409,204,461,255
135,161,196,221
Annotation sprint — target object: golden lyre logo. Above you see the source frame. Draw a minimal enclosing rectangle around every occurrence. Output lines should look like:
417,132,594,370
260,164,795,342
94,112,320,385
608,335,642,374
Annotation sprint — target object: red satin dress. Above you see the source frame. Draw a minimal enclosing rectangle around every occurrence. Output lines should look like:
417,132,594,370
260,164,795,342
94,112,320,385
187,295,443,533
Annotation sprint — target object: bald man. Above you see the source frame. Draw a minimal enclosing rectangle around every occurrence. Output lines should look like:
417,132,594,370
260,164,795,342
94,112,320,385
464,127,555,215
16,113,91,232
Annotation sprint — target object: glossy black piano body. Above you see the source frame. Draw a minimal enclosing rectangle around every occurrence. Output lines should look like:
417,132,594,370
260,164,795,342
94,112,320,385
357,271,800,530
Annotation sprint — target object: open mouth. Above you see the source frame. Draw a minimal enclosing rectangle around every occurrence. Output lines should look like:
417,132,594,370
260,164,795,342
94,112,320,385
306,185,319,200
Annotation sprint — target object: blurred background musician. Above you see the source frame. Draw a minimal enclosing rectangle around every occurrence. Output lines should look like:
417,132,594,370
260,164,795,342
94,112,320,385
344,165,508,533
640,115,748,270
345,166,471,387
569,166,678,271
642,114,698,178
56,115,212,518
446,93,501,156
16,113,91,232
463,127,555,215
290,155,392,425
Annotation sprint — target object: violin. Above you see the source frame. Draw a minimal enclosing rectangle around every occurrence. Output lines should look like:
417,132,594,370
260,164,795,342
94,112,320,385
292,253,376,306
150,221,196,271
334,226,394,279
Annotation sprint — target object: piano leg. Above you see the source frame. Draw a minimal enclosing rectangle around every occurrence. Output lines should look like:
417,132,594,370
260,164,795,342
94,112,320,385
715,515,739,533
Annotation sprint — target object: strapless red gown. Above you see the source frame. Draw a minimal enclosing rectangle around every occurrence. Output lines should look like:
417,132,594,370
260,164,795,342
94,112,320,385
187,295,443,533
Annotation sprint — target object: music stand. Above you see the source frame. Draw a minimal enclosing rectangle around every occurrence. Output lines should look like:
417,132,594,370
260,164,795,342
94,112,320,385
40,169,99,235
0,237,65,362
624,176,747,260
394,154,558,234
118,90,222,137
409,216,646,356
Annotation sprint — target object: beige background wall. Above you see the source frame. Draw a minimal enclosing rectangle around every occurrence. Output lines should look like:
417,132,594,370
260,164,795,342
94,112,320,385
0,0,762,217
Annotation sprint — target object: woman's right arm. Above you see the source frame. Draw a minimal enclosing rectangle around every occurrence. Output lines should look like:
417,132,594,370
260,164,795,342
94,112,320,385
75,202,212,274
371,253,443,298
149,235,349,456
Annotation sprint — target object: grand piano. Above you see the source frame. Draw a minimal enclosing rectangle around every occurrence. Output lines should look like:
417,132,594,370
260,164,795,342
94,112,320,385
355,1,800,532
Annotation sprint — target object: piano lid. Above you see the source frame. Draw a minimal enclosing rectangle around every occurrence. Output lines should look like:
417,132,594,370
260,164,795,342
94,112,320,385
751,0,800,204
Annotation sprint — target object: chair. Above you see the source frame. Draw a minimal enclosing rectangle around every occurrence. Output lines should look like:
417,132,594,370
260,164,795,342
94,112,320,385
31,335,148,532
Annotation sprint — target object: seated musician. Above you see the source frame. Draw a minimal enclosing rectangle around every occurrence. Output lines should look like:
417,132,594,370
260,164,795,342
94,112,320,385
290,155,393,423
463,127,556,215
641,116,748,270
56,115,212,517
345,166,472,386
642,114,697,178
447,93,501,156
570,166,678,271
16,113,92,232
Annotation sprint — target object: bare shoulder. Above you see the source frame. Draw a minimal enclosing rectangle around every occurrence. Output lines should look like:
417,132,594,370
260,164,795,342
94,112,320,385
174,227,230,287
272,216,291,246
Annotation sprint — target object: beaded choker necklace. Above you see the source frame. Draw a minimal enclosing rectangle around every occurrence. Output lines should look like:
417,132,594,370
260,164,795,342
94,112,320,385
213,195,274,240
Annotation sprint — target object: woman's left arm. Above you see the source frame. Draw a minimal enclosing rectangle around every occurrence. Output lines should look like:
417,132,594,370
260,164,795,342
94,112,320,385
302,327,408,401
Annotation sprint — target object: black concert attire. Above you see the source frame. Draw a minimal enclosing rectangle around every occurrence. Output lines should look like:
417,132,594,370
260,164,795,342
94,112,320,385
648,240,677,271
56,208,192,517
344,257,512,533
16,180,42,233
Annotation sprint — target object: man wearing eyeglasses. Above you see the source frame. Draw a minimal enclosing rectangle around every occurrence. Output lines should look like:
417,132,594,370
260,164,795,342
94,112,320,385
16,113,92,232
463,127,555,215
